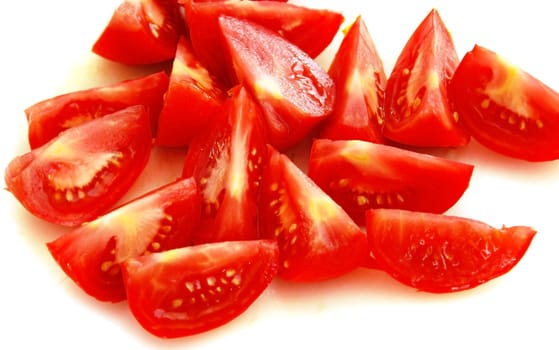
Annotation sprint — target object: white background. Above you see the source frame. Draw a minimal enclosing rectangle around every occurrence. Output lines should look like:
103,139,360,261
1,1,558,349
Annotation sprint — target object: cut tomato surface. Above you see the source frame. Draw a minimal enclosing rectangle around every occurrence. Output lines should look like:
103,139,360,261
5,105,153,226
449,44,559,161
26,71,169,148
308,139,474,226
366,208,536,293
220,15,335,149
319,15,387,143
47,177,201,302
260,145,369,281
122,239,279,338
92,0,184,65
384,9,469,147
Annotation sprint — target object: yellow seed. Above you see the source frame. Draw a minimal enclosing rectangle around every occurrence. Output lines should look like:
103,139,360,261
225,269,236,278
396,95,406,106
536,120,544,129
290,235,298,246
508,115,516,125
100,261,113,272
151,242,161,251
171,299,183,308
412,97,421,110
251,148,257,156
402,68,410,75
274,227,282,237
231,274,242,286
206,276,216,287
519,120,526,130
376,193,384,205
288,223,297,233
65,190,74,202
283,260,290,269
77,190,86,199
161,225,172,233
480,98,491,109
199,177,208,185
338,178,349,188
356,195,368,206
270,183,279,191
452,111,459,123
185,281,195,292
396,193,405,203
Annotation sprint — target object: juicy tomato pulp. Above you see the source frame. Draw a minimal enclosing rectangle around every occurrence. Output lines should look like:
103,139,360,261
366,209,536,293
450,44,559,161
5,105,153,226
384,9,469,147
26,71,169,148
260,146,369,281
122,239,279,338
47,177,201,302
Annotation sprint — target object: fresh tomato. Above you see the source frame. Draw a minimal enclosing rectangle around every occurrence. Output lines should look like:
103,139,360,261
260,145,369,281
122,239,279,338
155,37,226,147
449,44,559,161
384,9,469,147
5,105,153,226
308,139,474,226
26,71,169,148
319,16,387,143
220,15,335,149
185,0,343,85
366,208,536,293
92,0,184,65
182,85,266,244
47,177,201,302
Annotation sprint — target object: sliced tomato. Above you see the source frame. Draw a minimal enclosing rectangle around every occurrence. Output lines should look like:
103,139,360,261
319,16,387,143
182,85,266,244
366,208,536,293
26,71,168,148
5,105,153,226
449,44,559,161
308,139,473,226
185,0,343,85
384,9,469,147
92,0,184,65
260,145,368,281
122,239,279,338
47,177,201,302
220,16,335,149
155,37,227,147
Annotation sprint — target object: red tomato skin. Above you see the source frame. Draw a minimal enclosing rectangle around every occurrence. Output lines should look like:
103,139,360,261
383,9,469,147
92,0,184,65
122,239,279,338
366,208,537,293
320,16,387,143
47,177,201,302
220,16,335,150
26,71,169,148
155,37,227,147
450,45,559,161
308,139,474,226
5,105,153,227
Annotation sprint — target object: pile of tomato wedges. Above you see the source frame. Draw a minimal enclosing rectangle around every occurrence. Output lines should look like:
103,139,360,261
7,0,555,339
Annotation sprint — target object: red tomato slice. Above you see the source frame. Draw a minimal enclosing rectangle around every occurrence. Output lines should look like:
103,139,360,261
308,139,474,226
449,44,559,161
5,105,153,226
122,239,279,338
260,145,369,281
26,71,169,148
319,16,387,143
185,0,343,85
92,0,184,65
182,85,266,244
366,208,536,293
155,37,227,147
384,9,469,147
220,16,335,150
47,177,201,302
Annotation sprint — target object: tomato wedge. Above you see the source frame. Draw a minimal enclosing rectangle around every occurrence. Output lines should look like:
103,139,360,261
308,139,473,226
47,177,201,302
92,0,184,65
366,208,536,293
319,15,387,143
220,15,335,149
449,44,559,161
5,105,153,226
26,71,169,148
122,239,279,338
260,145,368,281
384,9,469,147
155,37,226,147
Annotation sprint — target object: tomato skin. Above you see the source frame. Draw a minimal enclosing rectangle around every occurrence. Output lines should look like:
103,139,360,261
308,139,474,226
366,208,536,293
449,45,559,161
383,9,469,147
5,105,153,226
122,239,279,338
26,71,169,148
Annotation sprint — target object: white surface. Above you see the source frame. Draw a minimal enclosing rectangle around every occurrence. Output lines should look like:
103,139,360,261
1,1,558,349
